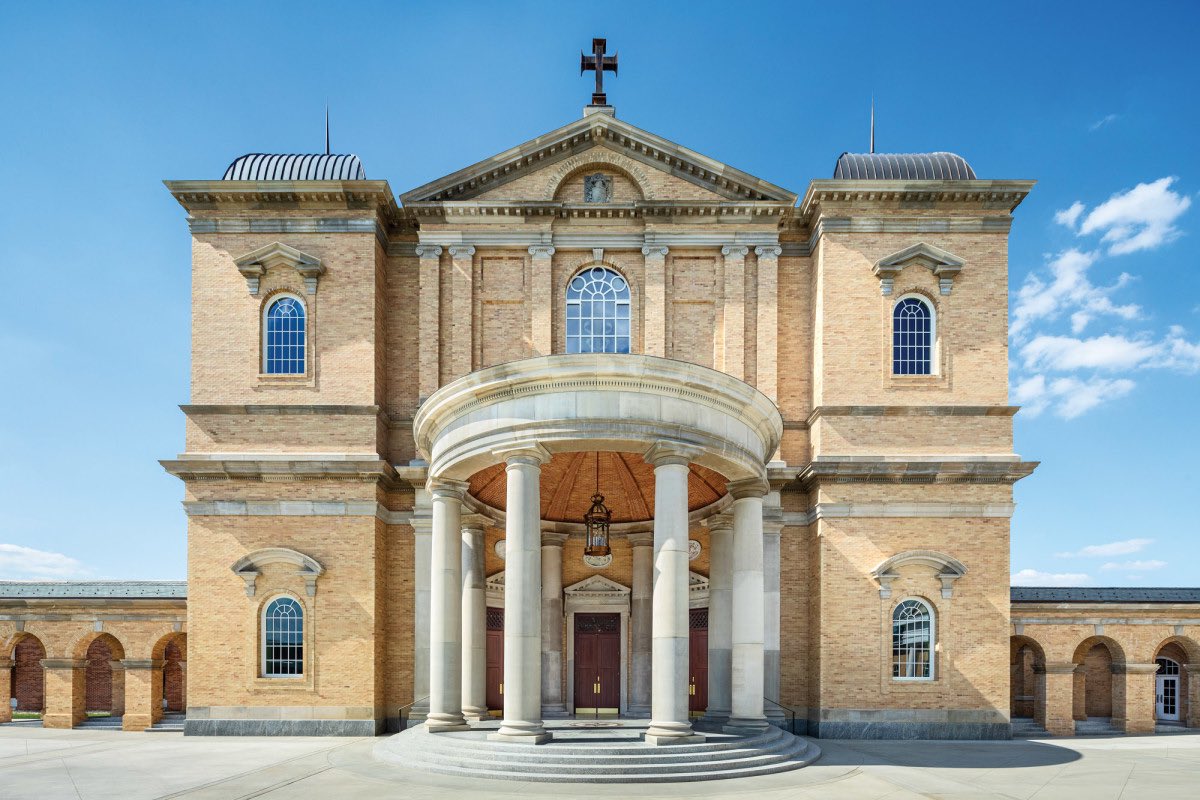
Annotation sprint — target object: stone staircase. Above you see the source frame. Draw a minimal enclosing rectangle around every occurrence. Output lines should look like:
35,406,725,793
147,712,186,732
375,721,820,783
76,714,123,730
1074,717,1121,736
1009,717,1049,738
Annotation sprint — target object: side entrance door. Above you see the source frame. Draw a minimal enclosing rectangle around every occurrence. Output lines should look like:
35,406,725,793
486,607,504,713
574,613,620,714
689,607,708,715
1156,657,1180,721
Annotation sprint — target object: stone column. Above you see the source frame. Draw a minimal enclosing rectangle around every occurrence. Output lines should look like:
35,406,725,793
720,245,747,380
110,660,126,717
490,446,552,744
762,492,784,725
40,659,85,728
1072,666,1086,720
644,442,702,745
704,515,733,723
410,489,433,720
725,479,769,734
529,246,555,356
1118,662,1159,734
415,245,442,403
1043,662,1076,736
120,659,162,731
179,661,188,710
0,658,13,723
754,246,781,403
642,246,669,357
448,245,475,379
461,515,489,721
541,531,569,717
628,532,654,717
427,479,470,732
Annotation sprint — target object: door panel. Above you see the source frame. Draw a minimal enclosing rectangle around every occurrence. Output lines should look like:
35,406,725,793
485,607,504,712
574,613,620,712
689,608,708,714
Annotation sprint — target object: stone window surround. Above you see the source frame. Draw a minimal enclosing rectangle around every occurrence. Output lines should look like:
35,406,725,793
882,289,949,388
259,291,310,379
234,242,326,296
890,596,938,683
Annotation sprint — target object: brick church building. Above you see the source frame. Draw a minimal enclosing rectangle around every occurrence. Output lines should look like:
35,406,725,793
2,45,1197,769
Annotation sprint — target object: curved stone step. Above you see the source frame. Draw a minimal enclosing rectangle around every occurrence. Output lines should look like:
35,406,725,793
374,724,820,783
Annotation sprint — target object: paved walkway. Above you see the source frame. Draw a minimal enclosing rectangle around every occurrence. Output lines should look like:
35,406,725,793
1,725,1198,799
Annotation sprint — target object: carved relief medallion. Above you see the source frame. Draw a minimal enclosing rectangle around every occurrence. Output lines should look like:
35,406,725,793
583,553,613,569
687,539,701,561
584,173,612,203
495,539,506,560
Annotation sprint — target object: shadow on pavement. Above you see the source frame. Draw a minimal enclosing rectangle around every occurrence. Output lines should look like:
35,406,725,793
813,737,1083,768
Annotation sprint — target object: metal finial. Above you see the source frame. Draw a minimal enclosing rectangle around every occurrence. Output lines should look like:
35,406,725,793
870,96,875,154
325,105,330,156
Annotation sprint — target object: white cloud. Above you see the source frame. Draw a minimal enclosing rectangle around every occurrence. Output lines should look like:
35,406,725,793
1021,334,1161,372
0,543,89,580
1013,373,1135,419
1089,113,1119,132
1076,177,1191,255
1055,538,1153,558
1011,569,1091,587
1100,560,1167,571
1010,249,1138,340
1055,201,1086,229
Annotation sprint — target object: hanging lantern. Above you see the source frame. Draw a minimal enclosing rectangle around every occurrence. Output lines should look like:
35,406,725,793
583,492,612,558
583,452,612,558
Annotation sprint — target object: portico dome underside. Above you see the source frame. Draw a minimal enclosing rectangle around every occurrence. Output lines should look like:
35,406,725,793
414,354,784,486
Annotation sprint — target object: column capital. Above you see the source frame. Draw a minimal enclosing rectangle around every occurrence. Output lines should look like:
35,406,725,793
1114,662,1162,675
528,245,556,258
644,440,703,467
495,443,552,467
415,244,443,259
706,513,735,533
121,659,165,670
754,245,782,260
0,658,13,670
541,531,569,548
721,245,749,258
627,532,654,548
461,513,491,533
448,245,476,258
428,477,469,500
641,245,669,258
1043,661,1077,675
726,477,769,499
40,658,85,670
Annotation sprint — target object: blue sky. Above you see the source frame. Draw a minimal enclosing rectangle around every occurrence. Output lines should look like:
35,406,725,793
0,1,1197,585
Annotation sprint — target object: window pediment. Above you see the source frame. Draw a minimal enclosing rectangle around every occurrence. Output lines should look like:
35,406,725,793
234,242,325,296
872,550,966,599
232,547,324,597
873,243,963,296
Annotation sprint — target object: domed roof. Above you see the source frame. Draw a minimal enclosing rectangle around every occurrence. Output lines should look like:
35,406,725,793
833,152,976,180
222,153,365,181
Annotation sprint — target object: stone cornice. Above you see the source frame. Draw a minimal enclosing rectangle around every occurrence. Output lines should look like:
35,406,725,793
797,458,1038,486
402,199,793,222
797,179,1035,219
165,179,402,221
806,405,1019,427
160,455,398,486
181,403,383,417
781,502,1016,526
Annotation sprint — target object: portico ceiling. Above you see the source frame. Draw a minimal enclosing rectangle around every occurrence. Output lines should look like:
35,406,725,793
468,451,729,524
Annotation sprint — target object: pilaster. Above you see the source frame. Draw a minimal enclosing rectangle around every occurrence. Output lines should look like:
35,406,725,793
754,245,781,402
416,245,442,402
40,658,86,729
529,246,555,356
448,245,475,379
720,245,748,380
642,246,669,357
121,659,163,731
1117,662,1159,734
1043,662,1076,736
628,531,654,717
0,658,12,723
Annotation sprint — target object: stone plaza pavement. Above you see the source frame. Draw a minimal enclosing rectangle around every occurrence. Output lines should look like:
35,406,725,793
1,724,1198,799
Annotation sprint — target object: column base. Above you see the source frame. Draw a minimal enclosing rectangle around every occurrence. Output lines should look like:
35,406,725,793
541,704,571,719
644,732,705,746
426,712,470,733
724,717,771,735
488,731,552,744
461,706,490,722
626,704,651,718
702,708,731,726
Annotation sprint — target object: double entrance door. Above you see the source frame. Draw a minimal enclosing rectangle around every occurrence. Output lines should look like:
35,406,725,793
574,613,620,715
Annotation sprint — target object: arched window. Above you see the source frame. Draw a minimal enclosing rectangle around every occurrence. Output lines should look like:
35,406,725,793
893,296,933,375
264,296,306,375
892,599,934,679
566,267,631,354
263,596,304,677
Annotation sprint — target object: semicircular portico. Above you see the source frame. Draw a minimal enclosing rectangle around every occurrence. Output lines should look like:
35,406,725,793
414,353,783,488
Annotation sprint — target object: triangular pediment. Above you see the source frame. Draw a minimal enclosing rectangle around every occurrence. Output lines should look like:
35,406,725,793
565,574,630,597
400,114,796,205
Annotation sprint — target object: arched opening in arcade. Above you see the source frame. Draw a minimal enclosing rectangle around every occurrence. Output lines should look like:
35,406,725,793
9,634,46,719
1154,637,1198,728
1009,635,1046,726
80,633,126,718
1071,636,1125,730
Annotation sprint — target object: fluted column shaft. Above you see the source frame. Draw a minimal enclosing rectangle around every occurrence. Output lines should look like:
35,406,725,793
705,515,734,722
645,442,702,744
725,480,769,733
541,532,569,717
428,480,469,732
490,447,552,744
461,516,488,720
628,532,654,717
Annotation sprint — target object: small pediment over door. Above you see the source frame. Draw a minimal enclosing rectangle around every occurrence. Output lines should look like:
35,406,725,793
565,574,631,605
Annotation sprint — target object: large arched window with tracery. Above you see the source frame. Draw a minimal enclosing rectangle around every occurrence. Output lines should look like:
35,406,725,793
892,598,934,679
892,296,934,375
566,267,631,354
264,296,306,375
263,596,304,677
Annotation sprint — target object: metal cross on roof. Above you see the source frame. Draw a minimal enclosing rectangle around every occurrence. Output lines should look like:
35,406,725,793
580,37,618,106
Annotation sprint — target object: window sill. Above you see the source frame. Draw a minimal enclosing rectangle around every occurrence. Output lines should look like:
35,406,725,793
257,373,314,388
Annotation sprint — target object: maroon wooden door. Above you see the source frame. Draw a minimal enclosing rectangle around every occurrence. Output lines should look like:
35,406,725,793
574,613,621,711
689,607,709,713
485,607,504,711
